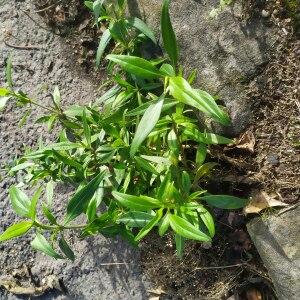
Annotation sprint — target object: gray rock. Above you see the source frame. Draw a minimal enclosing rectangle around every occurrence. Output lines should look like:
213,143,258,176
128,0,278,135
247,205,300,300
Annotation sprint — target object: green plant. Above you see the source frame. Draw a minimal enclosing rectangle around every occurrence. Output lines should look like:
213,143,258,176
0,0,247,260
84,0,157,67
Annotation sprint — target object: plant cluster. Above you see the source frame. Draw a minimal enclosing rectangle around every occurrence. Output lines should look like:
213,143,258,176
0,0,247,260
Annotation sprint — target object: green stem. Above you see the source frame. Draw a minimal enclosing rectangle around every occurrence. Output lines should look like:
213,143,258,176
34,220,86,231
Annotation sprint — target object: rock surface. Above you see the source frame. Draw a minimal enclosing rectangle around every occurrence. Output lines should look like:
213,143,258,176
128,0,278,135
0,0,150,299
247,205,300,300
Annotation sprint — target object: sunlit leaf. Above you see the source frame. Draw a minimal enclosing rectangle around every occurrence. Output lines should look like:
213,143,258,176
0,221,33,242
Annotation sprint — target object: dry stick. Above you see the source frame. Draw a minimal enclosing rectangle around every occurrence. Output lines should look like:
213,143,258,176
194,262,246,271
20,9,60,35
4,40,43,50
34,0,63,13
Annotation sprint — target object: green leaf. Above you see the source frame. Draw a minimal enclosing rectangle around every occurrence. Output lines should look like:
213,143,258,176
135,156,159,175
83,108,91,147
197,205,215,237
6,55,13,88
130,95,164,157
117,211,155,227
0,96,9,111
96,29,111,67
112,191,162,211
175,234,185,257
9,186,31,217
10,162,34,172
65,171,106,224
29,186,43,220
160,64,175,76
194,162,218,183
42,204,57,224
196,143,207,166
181,171,191,194
31,233,63,259
168,77,230,125
0,221,33,242
52,86,61,108
0,88,10,96
183,127,233,145
158,212,170,236
59,236,75,261
134,208,163,241
201,195,248,209
169,214,211,242
93,0,105,23
157,172,171,200
161,0,179,67
126,17,156,43
167,129,179,156
106,54,164,79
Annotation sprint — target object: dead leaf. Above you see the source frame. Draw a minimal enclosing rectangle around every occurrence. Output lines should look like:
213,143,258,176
244,190,288,214
148,287,167,296
0,274,61,296
235,130,255,153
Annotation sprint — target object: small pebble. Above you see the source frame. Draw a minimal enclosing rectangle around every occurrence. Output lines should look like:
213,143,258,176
261,10,270,18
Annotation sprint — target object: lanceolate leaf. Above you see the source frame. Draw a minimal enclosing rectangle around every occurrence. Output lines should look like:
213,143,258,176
135,156,159,175
175,234,185,257
96,29,111,67
161,0,179,67
134,208,163,241
29,186,43,220
106,55,164,79
112,191,162,211
126,17,156,43
158,212,170,236
0,221,33,242
196,205,215,237
59,236,75,261
201,195,248,209
9,186,31,218
168,77,230,125
31,233,63,259
65,171,106,224
130,96,164,157
169,214,211,242
117,211,155,227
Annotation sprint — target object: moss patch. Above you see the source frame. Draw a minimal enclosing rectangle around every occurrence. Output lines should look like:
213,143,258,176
283,0,300,35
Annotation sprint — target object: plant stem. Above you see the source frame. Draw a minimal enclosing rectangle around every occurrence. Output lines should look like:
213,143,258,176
34,220,86,231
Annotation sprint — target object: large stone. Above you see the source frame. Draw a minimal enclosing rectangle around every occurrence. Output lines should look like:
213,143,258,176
128,0,278,135
247,205,300,300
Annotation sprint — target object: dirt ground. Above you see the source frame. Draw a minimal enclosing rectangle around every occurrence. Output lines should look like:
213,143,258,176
0,0,151,299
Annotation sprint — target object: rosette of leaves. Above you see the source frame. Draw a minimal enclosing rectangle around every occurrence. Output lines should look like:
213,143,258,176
0,0,247,260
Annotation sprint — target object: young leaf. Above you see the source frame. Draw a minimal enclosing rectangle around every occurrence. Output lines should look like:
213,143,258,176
161,0,179,67
135,156,159,175
6,55,13,88
130,96,164,157
0,96,10,111
65,171,106,224
10,162,34,172
42,204,57,225
196,143,207,166
201,195,248,209
9,186,31,218
169,214,211,242
83,108,91,147
52,86,61,108
0,221,33,242
181,171,191,194
158,212,170,236
175,234,185,257
59,236,75,261
106,55,164,79
117,211,155,227
96,29,111,67
31,233,63,259
167,129,179,156
0,88,10,96
134,208,163,241
168,77,230,125
126,17,156,43
196,205,215,237
112,191,162,211
160,64,175,76
29,186,43,220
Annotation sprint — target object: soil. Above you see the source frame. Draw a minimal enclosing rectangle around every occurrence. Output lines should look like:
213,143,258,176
0,0,299,299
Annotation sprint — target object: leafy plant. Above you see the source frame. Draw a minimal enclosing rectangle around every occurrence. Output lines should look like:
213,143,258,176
0,0,247,259
84,0,157,67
